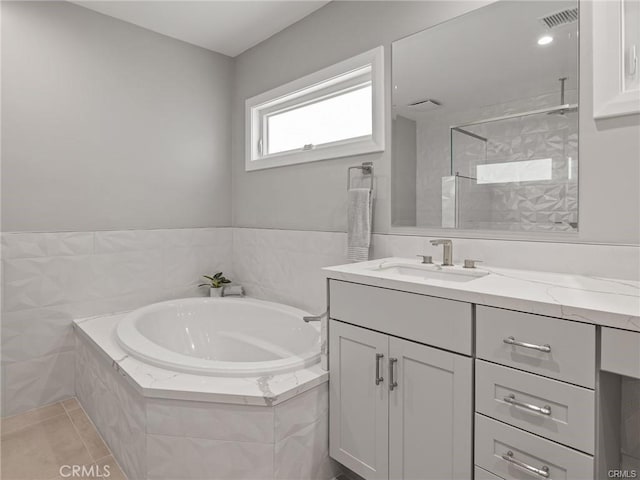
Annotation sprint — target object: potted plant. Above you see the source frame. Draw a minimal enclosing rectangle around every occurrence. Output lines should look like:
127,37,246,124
199,272,231,297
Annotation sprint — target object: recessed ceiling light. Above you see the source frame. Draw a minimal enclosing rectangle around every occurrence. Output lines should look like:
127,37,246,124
537,35,554,46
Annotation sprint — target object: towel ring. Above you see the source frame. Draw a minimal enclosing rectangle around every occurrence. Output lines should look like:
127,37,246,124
347,162,374,191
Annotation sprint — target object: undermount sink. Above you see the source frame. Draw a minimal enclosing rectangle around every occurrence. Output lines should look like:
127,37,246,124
370,260,489,283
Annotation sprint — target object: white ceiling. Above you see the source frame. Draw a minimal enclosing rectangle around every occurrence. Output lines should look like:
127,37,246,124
71,1,330,57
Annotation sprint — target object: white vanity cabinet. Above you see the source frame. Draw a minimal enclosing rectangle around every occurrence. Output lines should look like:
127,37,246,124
328,280,473,480
324,269,639,480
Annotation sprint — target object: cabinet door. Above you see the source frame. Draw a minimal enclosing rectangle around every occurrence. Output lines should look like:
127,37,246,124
330,320,389,480
388,337,472,480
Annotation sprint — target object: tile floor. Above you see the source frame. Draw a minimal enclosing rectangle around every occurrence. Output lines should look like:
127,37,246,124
1,398,127,480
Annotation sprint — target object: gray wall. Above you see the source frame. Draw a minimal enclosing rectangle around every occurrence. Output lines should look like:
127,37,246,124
232,0,640,245
1,1,233,232
231,1,489,233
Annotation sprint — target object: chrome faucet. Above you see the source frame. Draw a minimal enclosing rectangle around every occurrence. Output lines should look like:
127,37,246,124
430,239,453,266
303,310,327,323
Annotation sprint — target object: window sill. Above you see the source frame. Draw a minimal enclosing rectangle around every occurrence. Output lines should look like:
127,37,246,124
245,137,383,171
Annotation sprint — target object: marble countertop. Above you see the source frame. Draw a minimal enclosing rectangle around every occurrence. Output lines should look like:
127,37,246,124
323,258,640,332
74,313,328,406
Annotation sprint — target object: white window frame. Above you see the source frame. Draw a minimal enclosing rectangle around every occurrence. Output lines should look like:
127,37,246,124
593,0,640,119
245,46,385,171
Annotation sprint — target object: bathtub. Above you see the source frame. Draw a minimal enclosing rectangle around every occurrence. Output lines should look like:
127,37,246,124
116,297,321,376
74,297,334,480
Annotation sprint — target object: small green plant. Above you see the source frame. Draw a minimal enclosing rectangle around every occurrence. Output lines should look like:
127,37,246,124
199,272,232,289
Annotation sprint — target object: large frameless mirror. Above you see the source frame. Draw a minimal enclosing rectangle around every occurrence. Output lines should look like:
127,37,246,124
391,0,579,233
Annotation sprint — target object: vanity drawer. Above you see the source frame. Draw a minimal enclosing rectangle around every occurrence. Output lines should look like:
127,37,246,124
475,414,594,480
476,306,595,388
329,280,472,355
476,360,595,454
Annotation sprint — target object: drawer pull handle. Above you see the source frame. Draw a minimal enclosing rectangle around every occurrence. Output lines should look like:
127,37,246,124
375,353,384,385
502,450,550,478
389,357,398,391
504,394,552,416
503,336,551,353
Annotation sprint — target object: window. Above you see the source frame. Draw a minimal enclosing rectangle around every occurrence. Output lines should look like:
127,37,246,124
245,47,384,171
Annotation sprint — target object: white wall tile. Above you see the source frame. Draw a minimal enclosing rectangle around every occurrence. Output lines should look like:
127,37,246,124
232,228,346,313
2,233,49,259
3,257,67,311
94,229,164,253
93,250,164,298
2,232,94,259
1,227,234,416
1,350,75,416
163,245,232,294
42,232,94,257
1,307,75,363
147,398,274,443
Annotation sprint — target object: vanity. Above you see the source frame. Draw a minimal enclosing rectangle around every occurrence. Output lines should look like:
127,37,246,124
326,0,640,476
324,257,640,480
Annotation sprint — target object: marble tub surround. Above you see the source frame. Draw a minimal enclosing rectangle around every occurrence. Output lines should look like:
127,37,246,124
75,312,327,405
76,329,336,480
1,227,233,416
324,258,640,332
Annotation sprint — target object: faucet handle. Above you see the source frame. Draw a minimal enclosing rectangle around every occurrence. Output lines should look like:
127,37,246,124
463,259,482,269
416,255,433,264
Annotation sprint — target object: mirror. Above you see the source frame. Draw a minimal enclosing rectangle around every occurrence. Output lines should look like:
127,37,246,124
391,0,579,233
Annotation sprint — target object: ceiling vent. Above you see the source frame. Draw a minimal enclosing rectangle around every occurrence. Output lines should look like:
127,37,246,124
539,8,578,29
408,99,441,111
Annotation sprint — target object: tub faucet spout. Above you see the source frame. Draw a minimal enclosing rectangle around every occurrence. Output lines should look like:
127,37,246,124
303,311,327,323
430,239,453,266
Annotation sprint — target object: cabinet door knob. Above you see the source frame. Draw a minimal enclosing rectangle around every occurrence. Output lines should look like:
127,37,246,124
375,353,384,385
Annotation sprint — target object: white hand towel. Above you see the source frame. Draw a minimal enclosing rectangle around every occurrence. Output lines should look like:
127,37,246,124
347,188,373,262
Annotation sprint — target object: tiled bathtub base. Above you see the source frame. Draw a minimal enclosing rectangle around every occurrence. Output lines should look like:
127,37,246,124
76,338,146,479
75,334,338,480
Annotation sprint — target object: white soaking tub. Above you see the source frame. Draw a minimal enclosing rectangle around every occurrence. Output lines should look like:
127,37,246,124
116,297,321,376
74,297,333,480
